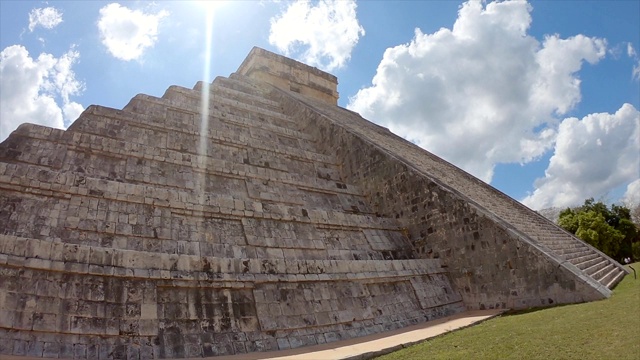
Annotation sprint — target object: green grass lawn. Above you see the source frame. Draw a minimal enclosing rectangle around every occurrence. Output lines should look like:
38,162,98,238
377,263,640,360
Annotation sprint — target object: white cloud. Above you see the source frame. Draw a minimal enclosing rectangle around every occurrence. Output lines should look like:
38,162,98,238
628,43,637,58
532,34,606,115
97,3,168,61
269,0,364,71
63,102,85,124
28,7,63,32
0,45,84,141
622,179,640,208
348,0,606,183
628,43,640,81
522,104,640,209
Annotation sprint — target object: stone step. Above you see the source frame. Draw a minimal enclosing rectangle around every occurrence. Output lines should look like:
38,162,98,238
493,218,571,244
563,248,594,261
603,268,626,289
590,263,615,280
559,248,593,259
524,231,563,241
540,240,584,249
574,254,602,270
541,241,586,252
552,245,590,257
535,234,579,243
583,259,610,277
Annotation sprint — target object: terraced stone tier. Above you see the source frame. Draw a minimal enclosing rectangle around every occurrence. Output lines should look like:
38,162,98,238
0,240,463,358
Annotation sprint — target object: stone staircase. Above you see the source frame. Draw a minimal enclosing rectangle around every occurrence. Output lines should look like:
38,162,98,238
273,86,627,295
499,208,626,289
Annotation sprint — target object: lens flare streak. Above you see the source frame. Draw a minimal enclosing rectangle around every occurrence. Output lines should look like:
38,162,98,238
197,8,214,206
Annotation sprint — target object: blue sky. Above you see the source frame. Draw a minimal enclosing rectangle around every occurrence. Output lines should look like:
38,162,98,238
0,0,638,211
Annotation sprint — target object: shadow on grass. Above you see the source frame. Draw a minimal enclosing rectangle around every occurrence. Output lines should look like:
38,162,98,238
501,302,576,316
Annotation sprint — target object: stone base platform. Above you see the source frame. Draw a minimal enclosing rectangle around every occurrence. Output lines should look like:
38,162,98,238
2,310,503,360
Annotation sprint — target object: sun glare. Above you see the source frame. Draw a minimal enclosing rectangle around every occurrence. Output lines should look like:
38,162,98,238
194,0,220,206
189,1,235,190
194,0,228,15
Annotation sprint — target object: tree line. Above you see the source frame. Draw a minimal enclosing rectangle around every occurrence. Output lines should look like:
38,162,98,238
557,198,639,263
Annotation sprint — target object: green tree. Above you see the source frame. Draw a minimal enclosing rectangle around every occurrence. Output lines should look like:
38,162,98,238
558,198,639,261
617,218,638,260
574,211,624,257
558,208,578,233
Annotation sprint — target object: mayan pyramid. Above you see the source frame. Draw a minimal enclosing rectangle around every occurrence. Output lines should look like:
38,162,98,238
0,47,627,359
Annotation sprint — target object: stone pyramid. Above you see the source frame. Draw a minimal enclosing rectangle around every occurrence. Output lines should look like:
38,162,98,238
0,47,627,359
